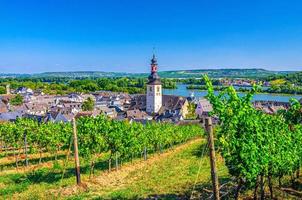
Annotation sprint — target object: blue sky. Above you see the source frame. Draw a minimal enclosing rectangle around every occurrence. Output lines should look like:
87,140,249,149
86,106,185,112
1,0,302,73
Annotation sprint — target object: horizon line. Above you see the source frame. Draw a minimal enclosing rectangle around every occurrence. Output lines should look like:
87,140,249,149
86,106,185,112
0,67,299,75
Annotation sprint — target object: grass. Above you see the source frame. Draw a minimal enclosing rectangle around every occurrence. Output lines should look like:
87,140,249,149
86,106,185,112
0,138,228,199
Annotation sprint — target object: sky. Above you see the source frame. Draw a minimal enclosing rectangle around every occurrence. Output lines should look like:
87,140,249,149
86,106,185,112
1,0,302,73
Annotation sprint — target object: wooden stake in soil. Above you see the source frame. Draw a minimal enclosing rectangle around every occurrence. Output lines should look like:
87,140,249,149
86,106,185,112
72,118,81,185
23,131,29,167
205,117,220,200
144,146,147,160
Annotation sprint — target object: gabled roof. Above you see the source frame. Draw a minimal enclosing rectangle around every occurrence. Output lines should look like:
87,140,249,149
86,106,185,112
161,95,187,111
196,99,213,113
45,111,73,123
126,109,149,120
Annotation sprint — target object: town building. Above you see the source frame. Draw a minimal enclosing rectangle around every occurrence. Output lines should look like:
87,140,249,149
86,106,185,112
253,101,289,114
196,98,213,118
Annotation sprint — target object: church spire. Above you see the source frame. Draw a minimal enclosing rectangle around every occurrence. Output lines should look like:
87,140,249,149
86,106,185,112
148,54,161,85
151,54,158,73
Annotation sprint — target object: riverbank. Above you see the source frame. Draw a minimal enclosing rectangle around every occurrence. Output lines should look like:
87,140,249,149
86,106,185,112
186,85,302,96
163,84,302,102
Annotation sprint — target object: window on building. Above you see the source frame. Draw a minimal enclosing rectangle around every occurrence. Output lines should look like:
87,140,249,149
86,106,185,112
157,86,160,92
149,86,152,92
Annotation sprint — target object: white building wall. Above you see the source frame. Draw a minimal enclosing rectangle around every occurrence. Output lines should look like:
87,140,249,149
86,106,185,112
146,84,162,113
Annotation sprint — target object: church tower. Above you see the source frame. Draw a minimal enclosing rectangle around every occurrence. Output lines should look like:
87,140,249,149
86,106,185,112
146,54,162,114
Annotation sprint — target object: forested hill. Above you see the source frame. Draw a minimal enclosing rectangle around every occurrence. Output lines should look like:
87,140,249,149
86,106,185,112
158,68,295,78
0,68,296,79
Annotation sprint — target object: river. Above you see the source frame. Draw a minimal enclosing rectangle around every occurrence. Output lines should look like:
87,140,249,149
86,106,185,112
163,84,302,102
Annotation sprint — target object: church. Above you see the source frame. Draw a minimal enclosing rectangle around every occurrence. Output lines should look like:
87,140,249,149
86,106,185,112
129,55,189,122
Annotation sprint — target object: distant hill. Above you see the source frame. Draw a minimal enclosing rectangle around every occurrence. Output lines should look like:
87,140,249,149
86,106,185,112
0,68,297,79
158,68,296,78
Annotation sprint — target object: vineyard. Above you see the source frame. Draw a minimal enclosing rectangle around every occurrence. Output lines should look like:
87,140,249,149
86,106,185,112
1,77,302,199
0,115,202,169
0,115,204,198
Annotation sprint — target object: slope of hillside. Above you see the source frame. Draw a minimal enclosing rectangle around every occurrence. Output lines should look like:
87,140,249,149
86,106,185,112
0,138,228,200
0,137,300,199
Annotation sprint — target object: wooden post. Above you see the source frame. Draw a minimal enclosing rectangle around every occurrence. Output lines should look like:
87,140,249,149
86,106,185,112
0,137,3,153
23,131,29,167
72,118,81,185
144,146,147,161
115,152,118,170
205,117,220,200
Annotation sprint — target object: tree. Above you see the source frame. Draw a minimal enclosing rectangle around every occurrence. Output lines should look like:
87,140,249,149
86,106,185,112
10,94,23,106
185,102,197,119
82,97,94,111
0,86,6,94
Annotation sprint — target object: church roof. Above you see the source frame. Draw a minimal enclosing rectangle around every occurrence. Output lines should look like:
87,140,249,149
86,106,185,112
129,94,187,113
147,72,161,85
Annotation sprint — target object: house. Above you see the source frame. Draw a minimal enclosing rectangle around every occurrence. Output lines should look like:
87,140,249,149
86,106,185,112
56,101,82,114
95,96,111,108
45,111,74,123
68,93,83,102
62,101,82,109
130,95,147,110
98,107,117,118
94,92,128,112
156,109,183,123
30,95,56,106
195,99,213,118
253,101,289,114
15,87,33,95
9,104,27,113
50,106,75,116
159,95,189,119
24,102,49,115
126,109,152,121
